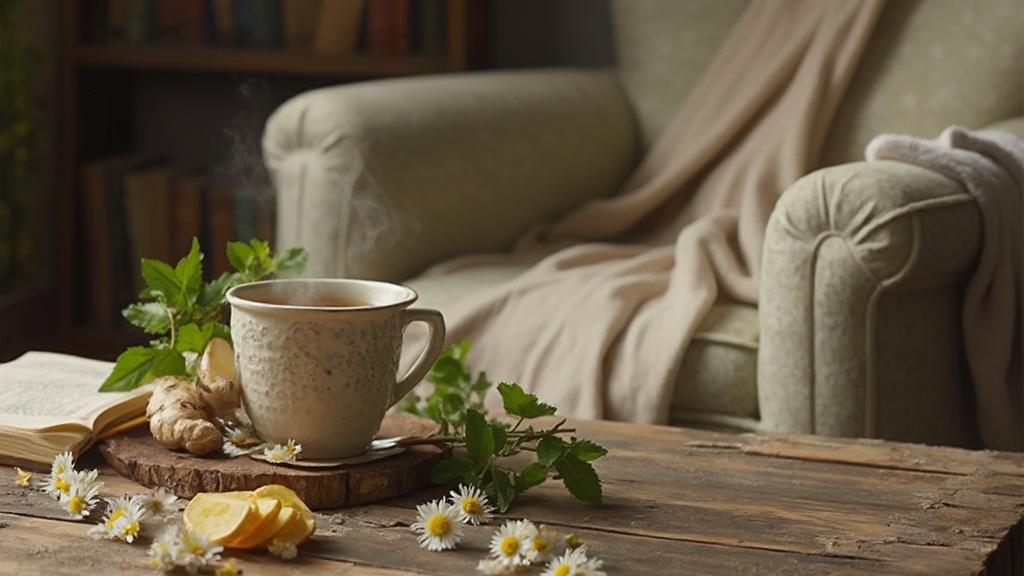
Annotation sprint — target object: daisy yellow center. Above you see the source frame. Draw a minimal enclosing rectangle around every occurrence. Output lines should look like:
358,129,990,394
461,497,483,516
427,514,451,537
554,564,571,576
531,536,550,553
68,495,86,514
106,509,126,528
193,545,207,555
500,535,520,556
55,477,70,493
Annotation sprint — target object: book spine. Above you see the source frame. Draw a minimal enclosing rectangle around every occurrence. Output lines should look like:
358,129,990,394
124,0,151,45
179,0,206,46
283,0,321,51
310,0,364,55
79,163,116,327
247,0,284,48
414,0,444,55
172,172,206,257
366,0,397,55
122,165,175,294
205,180,237,279
211,0,239,46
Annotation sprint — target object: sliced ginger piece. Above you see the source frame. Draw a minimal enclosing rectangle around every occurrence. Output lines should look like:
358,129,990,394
252,484,312,518
227,497,282,549
183,492,257,545
253,505,296,547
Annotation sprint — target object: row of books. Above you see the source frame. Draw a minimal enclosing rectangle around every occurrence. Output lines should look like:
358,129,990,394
78,153,276,327
82,0,448,56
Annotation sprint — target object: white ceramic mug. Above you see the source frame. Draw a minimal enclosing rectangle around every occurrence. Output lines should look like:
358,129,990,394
226,278,445,459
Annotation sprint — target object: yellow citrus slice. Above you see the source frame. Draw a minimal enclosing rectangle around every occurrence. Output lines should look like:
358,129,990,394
226,496,282,549
269,510,316,546
253,484,316,546
254,505,297,547
183,492,256,545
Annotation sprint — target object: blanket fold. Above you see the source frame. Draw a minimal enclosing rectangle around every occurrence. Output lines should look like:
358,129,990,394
867,127,1024,451
417,0,887,424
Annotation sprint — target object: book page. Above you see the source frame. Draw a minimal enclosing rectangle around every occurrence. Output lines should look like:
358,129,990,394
0,351,150,431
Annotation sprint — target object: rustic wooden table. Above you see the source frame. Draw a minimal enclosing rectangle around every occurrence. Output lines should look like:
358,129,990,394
2,418,1022,575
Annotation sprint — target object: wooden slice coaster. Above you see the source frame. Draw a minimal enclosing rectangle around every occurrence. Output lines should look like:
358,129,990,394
99,412,450,510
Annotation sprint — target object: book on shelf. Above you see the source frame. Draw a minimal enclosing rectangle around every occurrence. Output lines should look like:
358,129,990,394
283,0,322,51
79,153,159,327
413,0,445,55
310,0,364,55
238,0,284,48
123,163,177,295
205,177,238,278
366,0,400,55
0,351,153,469
170,168,208,258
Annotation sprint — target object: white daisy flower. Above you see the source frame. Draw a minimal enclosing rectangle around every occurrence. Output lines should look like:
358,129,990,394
410,498,464,551
219,413,262,457
59,468,103,519
488,519,536,569
42,451,77,500
525,523,557,564
448,483,495,526
264,439,302,463
141,487,178,516
541,546,590,576
268,538,298,560
178,528,224,573
148,526,184,571
89,495,148,543
578,554,607,576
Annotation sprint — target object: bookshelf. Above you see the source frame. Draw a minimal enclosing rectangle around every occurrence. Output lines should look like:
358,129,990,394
55,0,489,360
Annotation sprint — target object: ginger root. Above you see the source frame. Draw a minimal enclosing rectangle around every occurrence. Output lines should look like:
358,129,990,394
196,337,242,419
146,338,244,456
146,375,223,456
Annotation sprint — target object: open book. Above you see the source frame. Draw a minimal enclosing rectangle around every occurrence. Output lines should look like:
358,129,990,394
0,351,153,468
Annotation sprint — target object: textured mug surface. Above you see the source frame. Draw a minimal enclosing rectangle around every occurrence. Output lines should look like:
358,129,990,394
226,279,445,459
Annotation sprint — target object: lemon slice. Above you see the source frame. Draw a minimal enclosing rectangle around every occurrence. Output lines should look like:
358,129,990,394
226,497,282,549
253,484,316,545
183,492,256,545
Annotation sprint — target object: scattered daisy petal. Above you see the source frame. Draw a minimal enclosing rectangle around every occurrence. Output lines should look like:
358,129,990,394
268,538,298,560
148,526,183,571
14,467,32,487
178,528,224,573
476,556,509,575
449,483,495,526
411,498,464,551
215,559,242,576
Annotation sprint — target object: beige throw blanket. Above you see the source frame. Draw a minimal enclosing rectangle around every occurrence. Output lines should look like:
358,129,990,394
867,127,1024,451
420,0,886,423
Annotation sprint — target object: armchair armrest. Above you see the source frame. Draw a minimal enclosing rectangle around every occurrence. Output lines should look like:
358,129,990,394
263,68,638,280
758,160,984,447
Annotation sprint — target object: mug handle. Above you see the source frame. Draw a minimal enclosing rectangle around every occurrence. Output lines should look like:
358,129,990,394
392,308,446,405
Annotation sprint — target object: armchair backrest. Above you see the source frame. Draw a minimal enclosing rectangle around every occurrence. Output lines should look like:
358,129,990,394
610,0,1023,167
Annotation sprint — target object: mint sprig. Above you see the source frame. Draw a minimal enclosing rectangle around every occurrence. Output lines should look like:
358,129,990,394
400,342,607,512
99,237,307,392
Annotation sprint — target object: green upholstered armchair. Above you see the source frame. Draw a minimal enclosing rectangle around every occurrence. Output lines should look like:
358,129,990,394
262,0,1022,448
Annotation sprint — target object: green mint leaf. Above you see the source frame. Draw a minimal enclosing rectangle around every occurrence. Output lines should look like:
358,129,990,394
250,239,271,262
470,372,493,395
141,258,181,303
516,462,549,492
465,409,494,462
123,302,171,334
100,347,157,392
554,455,602,506
198,273,235,309
430,456,476,485
490,421,508,454
273,247,308,278
227,240,255,273
490,469,517,513
427,355,468,387
176,322,214,354
498,383,557,419
174,238,204,309
569,439,608,462
536,435,566,467
99,347,185,392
